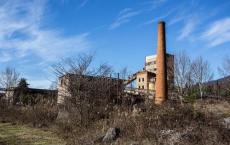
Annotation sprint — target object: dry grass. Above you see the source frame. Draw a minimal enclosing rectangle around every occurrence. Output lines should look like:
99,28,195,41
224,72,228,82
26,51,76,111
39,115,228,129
194,99,230,117
61,99,230,145
0,102,58,127
0,98,230,145
0,123,65,145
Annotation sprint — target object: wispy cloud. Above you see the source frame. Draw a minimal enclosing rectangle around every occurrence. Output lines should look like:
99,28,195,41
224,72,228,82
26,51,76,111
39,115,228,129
178,19,197,40
60,0,89,7
143,15,167,26
79,0,89,8
202,18,230,47
143,8,174,25
0,51,11,62
167,0,201,26
109,8,141,30
0,0,90,62
28,79,52,89
142,0,167,11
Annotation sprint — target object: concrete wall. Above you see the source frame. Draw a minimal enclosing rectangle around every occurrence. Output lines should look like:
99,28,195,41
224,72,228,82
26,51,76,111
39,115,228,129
57,74,124,106
136,71,148,90
145,54,174,79
136,71,156,91
57,75,71,105
5,89,14,103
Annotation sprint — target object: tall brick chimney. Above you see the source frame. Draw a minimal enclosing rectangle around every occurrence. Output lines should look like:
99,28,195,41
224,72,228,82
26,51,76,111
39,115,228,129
155,21,168,105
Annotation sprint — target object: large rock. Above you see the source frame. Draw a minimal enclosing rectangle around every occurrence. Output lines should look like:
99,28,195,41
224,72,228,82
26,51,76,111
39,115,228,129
132,105,141,117
102,127,120,143
56,109,70,122
221,117,230,129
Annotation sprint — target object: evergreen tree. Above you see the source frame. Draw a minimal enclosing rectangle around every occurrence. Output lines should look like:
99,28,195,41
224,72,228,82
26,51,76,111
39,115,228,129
14,78,30,105
17,78,29,89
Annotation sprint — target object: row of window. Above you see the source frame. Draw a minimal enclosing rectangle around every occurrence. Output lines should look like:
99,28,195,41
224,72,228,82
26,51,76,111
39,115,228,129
138,85,145,89
145,61,156,65
144,67,157,71
138,78,144,82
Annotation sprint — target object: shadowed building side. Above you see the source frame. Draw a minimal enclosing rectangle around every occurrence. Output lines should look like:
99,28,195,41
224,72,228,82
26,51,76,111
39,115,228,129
3,87,57,105
155,21,168,105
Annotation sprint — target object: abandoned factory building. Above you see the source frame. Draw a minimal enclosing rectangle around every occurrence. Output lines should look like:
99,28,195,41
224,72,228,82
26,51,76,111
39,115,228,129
136,53,174,91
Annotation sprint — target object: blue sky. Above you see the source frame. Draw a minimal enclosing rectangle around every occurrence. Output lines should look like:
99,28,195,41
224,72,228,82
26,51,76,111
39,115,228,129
0,0,230,88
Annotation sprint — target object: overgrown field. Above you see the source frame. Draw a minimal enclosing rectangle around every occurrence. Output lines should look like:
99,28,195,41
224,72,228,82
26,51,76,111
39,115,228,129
0,123,65,145
0,99,230,145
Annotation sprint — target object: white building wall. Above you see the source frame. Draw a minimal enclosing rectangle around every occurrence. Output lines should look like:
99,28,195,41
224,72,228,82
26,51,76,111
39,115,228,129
57,76,71,105
145,55,157,73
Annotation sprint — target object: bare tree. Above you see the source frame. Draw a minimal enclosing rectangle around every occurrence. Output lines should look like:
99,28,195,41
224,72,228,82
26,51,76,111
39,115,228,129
52,53,114,78
218,56,230,94
120,67,128,80
0,67,20,89
49,80,58,90
191,57,213,99
53,53,120,126
94,63,113,76
174,50,193,100
218,56,230,77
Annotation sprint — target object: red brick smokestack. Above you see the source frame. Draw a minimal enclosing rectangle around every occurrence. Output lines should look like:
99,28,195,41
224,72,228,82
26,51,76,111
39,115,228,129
155,21,168,105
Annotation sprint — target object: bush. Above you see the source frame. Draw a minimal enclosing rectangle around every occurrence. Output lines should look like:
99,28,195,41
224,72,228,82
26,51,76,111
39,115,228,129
1,98,230,145
0,101,58,127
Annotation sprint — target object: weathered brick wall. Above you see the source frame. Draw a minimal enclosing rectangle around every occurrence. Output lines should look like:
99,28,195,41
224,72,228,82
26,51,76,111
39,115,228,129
155,21,168,105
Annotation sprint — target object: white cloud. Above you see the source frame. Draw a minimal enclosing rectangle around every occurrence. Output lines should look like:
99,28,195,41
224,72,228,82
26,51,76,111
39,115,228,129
178,19,197,40
60,0,89,8
142,0,167,10
0,51,11,62
109,8,141,30
167,1,200,26
79,0,89,8
28,79,52,89
0,0,90,62
202,18,230,47
143,15,166,26
143,8,174,25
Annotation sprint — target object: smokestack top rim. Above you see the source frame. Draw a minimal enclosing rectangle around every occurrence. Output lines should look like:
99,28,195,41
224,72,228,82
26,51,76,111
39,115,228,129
158,21,165,24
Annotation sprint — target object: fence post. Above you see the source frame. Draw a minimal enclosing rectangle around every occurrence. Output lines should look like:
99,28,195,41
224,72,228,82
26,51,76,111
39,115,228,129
117,73,119,97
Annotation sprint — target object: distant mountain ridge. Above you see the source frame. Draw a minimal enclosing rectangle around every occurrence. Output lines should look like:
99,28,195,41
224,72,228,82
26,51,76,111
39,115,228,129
205,75,230,86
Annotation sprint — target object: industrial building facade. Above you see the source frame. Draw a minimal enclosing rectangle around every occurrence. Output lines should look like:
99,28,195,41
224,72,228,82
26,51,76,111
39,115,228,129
57,74,124,105
136,53,174,91
57,21,173,105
